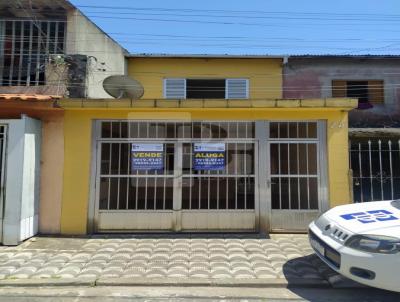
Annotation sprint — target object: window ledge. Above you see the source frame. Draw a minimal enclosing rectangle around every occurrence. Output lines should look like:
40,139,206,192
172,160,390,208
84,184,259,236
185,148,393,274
58,98,358,109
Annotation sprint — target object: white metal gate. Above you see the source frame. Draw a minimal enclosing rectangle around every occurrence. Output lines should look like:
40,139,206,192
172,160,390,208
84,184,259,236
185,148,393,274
93,121,258,232
180,141,258,231
266,121,328,231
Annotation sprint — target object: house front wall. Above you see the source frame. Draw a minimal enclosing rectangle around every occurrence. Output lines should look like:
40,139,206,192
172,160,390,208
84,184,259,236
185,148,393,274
53,57,356,235
128,58,283,100
59,105,353,234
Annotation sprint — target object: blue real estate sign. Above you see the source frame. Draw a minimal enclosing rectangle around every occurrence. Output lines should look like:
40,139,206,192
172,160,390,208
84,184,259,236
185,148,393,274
131,143,164,171
193,143,225,171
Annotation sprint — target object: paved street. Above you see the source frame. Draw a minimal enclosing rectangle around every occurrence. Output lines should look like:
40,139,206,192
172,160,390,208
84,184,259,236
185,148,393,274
0,234,347,286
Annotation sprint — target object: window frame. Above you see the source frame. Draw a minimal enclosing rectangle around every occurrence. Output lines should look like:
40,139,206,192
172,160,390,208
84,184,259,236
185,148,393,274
163,78,187,99
225,78,249,99
331,79,384,105
163,77,249,100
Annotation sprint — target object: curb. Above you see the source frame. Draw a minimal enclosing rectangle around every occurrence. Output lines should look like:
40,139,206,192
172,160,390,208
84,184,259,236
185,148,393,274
0,277,368,289
95,277,331,288
0,277,96,287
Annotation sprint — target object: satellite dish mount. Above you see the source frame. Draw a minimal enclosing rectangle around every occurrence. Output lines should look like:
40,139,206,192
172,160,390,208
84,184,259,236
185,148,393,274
103,75,144,100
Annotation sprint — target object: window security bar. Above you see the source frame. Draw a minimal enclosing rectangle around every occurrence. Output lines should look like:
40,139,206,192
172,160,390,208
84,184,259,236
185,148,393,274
0,20,66,86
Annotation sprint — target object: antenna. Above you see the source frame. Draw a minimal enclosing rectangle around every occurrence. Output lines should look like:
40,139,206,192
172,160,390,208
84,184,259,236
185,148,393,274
103,75,144,99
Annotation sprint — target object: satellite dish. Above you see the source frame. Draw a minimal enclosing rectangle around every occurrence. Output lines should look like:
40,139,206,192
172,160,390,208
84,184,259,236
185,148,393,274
103,75,144,99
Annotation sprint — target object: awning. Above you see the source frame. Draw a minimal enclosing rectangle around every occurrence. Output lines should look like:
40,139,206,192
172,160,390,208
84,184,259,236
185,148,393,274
0,94,61,102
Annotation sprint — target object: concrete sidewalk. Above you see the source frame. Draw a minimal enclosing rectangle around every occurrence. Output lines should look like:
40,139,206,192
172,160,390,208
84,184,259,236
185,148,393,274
0,234,362,288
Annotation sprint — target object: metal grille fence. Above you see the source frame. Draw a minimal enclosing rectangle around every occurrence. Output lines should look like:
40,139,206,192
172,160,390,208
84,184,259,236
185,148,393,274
350,139,400,203
101,121,255,140
0,20,66,86
98,121,256,212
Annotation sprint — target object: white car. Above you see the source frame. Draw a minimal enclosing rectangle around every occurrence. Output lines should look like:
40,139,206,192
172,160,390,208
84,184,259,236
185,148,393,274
308,200,400,292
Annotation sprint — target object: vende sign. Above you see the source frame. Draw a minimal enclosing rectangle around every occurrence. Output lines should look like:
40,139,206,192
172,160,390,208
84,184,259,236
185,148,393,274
193,143,225,171
131,144,164,171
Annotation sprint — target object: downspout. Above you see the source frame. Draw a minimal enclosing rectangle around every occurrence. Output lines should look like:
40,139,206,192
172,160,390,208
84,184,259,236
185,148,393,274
282,56,289,99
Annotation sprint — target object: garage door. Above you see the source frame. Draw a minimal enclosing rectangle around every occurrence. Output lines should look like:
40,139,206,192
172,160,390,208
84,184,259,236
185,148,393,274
94,121,258,232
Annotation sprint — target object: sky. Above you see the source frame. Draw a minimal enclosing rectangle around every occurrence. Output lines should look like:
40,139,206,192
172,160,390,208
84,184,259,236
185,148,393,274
68,0,400,55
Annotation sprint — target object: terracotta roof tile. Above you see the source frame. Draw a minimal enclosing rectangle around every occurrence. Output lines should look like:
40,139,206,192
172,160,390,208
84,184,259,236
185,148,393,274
0,94,62,101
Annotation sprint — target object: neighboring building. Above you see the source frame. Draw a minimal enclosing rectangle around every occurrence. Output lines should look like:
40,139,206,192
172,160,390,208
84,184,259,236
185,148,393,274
283,55,400,203
0,94,62,245
56,55,355,235
0,0,126,244
0,0,127,98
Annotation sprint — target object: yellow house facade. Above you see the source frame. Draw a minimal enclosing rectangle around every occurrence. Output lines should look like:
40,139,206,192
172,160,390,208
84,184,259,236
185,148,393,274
55,55,356,235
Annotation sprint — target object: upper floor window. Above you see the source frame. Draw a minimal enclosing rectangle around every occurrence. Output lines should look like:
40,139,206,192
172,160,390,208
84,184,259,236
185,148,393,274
332,80,384,109
0,20,66,87
164,78,249,99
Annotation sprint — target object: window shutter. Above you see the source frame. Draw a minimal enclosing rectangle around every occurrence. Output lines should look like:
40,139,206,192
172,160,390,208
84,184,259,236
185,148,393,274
368,80,384,104
226,79,249,99
164,78,186,99
332,80,347,98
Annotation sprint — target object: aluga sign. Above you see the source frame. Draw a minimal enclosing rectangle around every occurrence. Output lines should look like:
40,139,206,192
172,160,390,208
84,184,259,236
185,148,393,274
193,143,225,171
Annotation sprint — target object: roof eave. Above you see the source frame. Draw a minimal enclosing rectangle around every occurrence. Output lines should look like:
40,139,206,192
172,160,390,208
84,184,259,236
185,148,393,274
127,53,285,59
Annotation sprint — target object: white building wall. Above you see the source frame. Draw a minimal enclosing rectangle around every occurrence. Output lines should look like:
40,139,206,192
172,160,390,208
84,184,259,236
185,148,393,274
66,10,127,99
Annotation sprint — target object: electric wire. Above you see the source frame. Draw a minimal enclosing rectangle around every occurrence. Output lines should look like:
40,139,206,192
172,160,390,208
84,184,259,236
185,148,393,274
0,77,396,93
2,4,400,88
73,5,398,17
4,35,400,43
11,5,400,22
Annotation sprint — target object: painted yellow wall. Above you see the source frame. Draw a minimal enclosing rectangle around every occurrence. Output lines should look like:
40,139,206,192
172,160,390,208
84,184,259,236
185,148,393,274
61,107,350,234
128,58,283,99
39,115,64,234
